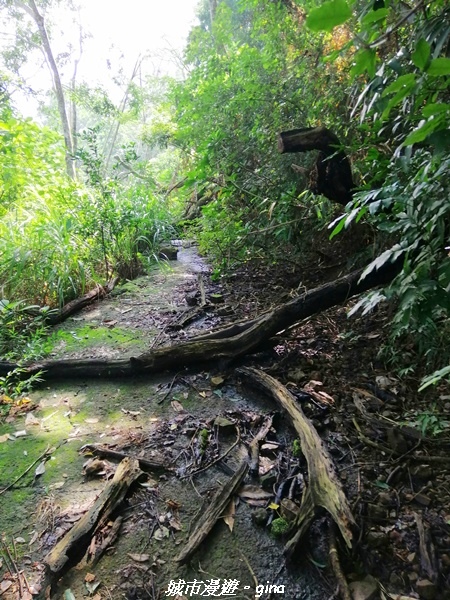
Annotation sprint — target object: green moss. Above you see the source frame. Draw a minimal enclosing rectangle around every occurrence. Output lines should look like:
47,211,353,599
271,517,290,537
44,324,143,356
292,439,302,458
199,428,209,452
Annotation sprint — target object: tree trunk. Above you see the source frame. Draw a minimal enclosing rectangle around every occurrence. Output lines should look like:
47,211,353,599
0,255,403,381
278,126,354,206
23,0,75,179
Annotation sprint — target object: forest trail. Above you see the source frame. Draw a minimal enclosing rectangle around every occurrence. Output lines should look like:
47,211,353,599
0,245,328,600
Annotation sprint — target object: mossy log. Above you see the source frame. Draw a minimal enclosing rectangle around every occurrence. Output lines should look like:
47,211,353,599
0,257,402,381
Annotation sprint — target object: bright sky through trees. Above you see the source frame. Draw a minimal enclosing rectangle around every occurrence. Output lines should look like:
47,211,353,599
78,0,200,79
1,0,200,117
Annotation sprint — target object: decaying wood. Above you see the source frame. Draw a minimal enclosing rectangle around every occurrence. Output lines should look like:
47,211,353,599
0,256,403,381
174,460,249,564
329,520,352,600
278,126,354,206
249,414,274,476
80,443,171,473
88,516,123,566
414,512,438,583
237,367,355,553
48,278,118,325
43,458,142,594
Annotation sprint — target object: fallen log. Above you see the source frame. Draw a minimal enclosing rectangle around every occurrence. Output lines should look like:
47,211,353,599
174,459,249,564
0,256,403,380
47,278,119,325
41,457,142,597
278,126,354,206
237,367,355,553
80,443,172,473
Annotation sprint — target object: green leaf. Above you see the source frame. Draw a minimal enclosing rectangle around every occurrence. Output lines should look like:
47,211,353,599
361,8,388,26
419,365,450,391
422,103,450,117
328,214,346,240
306,0,352,32
381,73,416,97
427,57,450,75
374,480,390,490
403,117,445,146
411,38,430,71
351,49,376,78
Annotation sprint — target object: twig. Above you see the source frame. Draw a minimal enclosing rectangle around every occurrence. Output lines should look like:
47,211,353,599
328,521,351,600
198,274,206,307
0,444,52,496
1,539,23,597
157,371,182,404
249,414,274,475
185,426,241,478
237,547,259,590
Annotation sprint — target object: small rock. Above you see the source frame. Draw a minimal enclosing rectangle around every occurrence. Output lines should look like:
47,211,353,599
414,492,432,507
185,292,199,306
349,575,378,600
367,503,386,523
416,579,437,600
251,508,267,526
378,492,392,506
280,498,300,522
412,465,433,479
389,572,404,587
366,531,388,548
213,416,234,430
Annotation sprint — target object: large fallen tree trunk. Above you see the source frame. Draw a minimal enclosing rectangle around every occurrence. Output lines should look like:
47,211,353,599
0,257,402,381
278,126,354,206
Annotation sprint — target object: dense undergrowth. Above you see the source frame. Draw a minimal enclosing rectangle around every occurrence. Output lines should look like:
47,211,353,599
1,0,449,396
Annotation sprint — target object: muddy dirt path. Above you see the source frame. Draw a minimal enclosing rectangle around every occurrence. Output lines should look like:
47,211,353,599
0,245,328,600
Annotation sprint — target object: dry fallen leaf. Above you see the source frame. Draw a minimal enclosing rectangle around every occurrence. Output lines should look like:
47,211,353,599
223,499,235,532
153,526,170,540
171,401,185,412
238,485,272,501
25,412,40,426
35,461,46,477
211,375,224,386
128,553,150,562
169,517,182,531
0,580,13,593
85,573,96,583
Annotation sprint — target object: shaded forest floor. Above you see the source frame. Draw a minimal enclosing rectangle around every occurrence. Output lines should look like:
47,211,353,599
1,241,449,600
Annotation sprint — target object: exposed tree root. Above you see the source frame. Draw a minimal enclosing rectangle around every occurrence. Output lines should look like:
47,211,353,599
237,367,355,553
